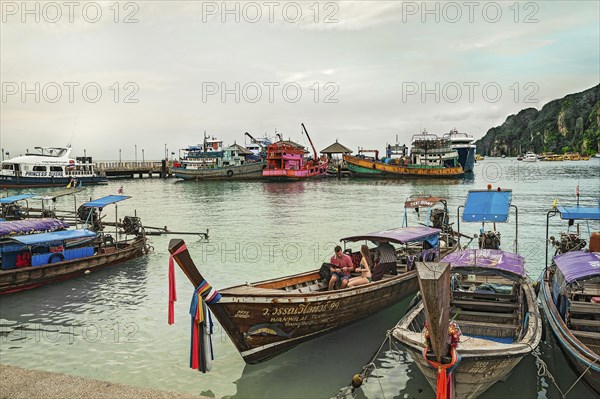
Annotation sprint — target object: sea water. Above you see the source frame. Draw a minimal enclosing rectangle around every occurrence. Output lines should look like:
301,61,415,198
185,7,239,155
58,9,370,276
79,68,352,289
1,158,599,398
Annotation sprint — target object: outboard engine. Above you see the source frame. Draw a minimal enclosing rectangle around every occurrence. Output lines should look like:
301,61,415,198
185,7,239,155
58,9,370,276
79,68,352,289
430,209,448,229
2,204,23,220
77,205,102,231
122,216,142,235
550,233,586,255
479,231,501,250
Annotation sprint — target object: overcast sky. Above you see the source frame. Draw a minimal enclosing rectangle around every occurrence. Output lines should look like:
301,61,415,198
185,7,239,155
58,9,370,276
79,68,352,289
1,1,598,160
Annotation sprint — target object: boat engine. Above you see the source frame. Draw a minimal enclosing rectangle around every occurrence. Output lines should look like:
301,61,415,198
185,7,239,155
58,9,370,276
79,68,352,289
550,233,586,255
430,209,448,229
479,231,501,250
1,204,24,220
77,205,102,231
41,209,56,218
122,216,142,235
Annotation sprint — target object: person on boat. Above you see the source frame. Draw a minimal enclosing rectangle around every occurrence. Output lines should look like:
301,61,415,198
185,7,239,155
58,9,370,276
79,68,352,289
118,186,124,194
348,245,373,287
328,245,354,290
372,241,398,281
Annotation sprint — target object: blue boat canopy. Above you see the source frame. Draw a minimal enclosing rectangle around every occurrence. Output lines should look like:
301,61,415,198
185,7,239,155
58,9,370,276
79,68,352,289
82,195,131,208
0,194,35,204
556,205,600,221
7,229,97,245
462,189,512,223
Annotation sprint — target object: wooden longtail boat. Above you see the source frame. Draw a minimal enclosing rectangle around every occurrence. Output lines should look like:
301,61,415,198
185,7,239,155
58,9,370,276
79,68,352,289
540,205,600,393
393,188,542,398
168,226,445,364
0,195,149,294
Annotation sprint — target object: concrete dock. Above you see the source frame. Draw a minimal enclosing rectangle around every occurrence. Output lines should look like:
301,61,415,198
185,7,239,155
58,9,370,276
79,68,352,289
0,364,208,399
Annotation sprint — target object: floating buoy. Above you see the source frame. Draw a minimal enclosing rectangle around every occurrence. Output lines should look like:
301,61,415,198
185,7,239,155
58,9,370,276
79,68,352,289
84,270,91,274
351,374,363,388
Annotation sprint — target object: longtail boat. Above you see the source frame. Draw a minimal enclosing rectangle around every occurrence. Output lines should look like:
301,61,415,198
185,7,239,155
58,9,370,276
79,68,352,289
393,188,542,398
1,189,85,222
344,130,464,178
0,195,149,294
168,226,445,364
262,123,328,181
540,204,600,394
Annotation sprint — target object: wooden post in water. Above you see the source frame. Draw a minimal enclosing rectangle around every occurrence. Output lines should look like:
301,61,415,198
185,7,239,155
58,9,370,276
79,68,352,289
416,261,451,363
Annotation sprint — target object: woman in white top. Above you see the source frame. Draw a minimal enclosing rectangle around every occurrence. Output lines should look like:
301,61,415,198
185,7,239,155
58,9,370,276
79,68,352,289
348,245,373,287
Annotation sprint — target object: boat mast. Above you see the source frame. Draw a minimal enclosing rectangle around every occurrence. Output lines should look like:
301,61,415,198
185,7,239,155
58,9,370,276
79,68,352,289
244,132,264,149
301,123,318,160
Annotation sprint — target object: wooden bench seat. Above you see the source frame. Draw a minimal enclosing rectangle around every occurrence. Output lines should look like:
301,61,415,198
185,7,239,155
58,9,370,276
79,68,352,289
570,318,600,329
572,329,600,340
451,299,519,312
570,301,600,315
453,309,517,321
453,291,517,302
457,319,517,338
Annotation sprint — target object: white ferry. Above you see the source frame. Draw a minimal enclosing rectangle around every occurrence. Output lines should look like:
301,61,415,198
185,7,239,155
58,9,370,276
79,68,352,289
0,146,108,188
442,128,476,172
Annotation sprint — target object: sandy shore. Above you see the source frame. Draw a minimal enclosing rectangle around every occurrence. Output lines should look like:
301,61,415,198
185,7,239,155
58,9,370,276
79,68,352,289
0,364,209,399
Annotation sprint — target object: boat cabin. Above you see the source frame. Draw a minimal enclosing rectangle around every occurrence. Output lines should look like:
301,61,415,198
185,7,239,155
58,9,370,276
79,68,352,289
0,229,97,270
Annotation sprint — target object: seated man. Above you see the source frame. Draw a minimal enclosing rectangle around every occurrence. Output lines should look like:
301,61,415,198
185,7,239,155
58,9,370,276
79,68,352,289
372,241,398,281
328,245,354,290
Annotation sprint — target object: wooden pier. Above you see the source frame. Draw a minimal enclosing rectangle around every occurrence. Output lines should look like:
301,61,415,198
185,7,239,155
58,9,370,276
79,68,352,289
95,160,173,179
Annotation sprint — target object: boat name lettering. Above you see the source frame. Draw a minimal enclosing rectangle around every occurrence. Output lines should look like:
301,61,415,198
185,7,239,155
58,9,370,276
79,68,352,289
262,301,340,317
233,310,250,319
25,171,48,177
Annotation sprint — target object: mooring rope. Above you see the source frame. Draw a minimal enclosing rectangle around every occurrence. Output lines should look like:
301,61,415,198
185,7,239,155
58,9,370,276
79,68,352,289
335,329,400,399
531,347,598,399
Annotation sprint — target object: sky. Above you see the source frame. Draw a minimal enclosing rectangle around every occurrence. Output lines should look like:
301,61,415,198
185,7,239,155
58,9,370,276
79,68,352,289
1,1,599,160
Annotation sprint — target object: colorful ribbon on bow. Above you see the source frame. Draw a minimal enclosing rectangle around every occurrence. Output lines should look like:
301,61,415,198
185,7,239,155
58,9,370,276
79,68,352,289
168,244,188,325
189,280,221,372
422,346,461,399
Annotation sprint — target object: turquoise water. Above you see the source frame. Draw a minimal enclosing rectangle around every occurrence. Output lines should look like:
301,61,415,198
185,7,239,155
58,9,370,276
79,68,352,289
0,158,599,398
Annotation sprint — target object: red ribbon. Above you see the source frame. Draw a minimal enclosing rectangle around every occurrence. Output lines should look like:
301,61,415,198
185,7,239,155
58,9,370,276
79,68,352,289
168,244,187,325
422,347,458,399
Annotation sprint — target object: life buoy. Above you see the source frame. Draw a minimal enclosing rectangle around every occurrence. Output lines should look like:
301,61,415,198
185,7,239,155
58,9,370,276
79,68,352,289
48,252,65,263
227,169,234,177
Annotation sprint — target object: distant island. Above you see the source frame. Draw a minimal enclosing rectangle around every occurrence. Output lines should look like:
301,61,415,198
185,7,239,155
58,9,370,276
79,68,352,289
476,84,599,156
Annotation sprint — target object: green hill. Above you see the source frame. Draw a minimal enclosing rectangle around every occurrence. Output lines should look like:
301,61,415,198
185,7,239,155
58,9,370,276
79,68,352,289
476,84,599,156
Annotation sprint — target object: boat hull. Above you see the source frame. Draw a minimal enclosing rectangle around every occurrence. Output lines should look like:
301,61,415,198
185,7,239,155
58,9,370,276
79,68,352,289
0,175,108,188
344,155,464,178
172,161,265,181
210,270,419,364
0,236,147,294
262,165,328,181
455,147,475,173
539,268,600,394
